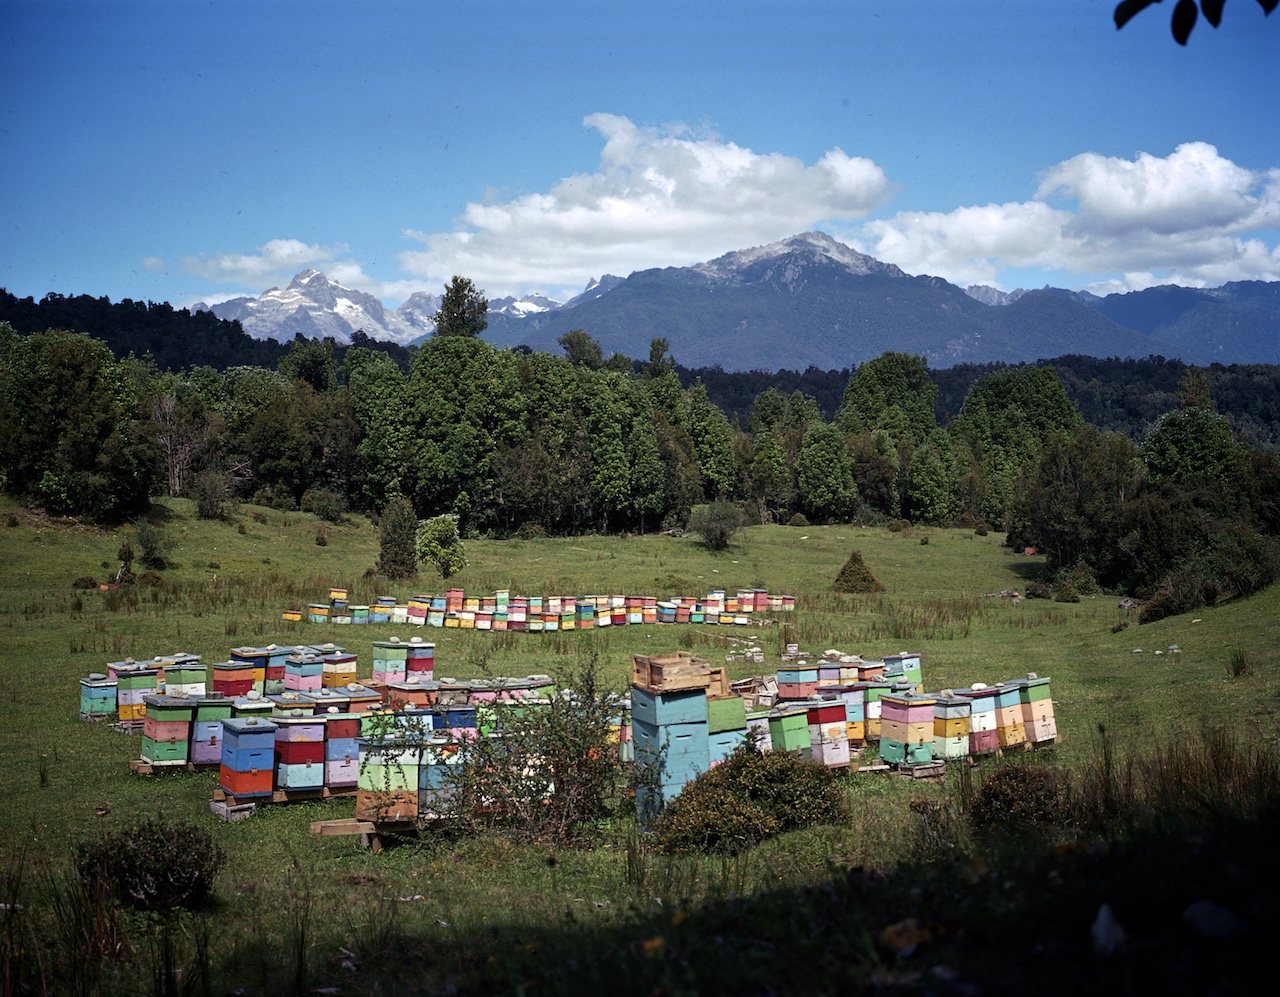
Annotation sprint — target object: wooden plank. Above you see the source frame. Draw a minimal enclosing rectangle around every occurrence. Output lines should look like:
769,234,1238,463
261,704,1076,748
309,818,378,836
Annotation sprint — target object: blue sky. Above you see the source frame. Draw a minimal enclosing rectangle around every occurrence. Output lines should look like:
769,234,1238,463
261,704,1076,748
2,0,1276,310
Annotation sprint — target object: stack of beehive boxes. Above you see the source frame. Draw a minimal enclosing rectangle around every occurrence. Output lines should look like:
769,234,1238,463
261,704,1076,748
777,661,818,700
878,691,936,766
807,700,851,767
314,694,360,789
191,693,232,765
631,653,713,817
370,640,408,683
1020,673,1057,745
932,691,972,761
883,651,923,691
211,660,254,698
767,707,811,760
229,647,269,694
219,716,277,798
113,661,161,724
273,709,326,790
79,673,118,720
994,681,1028,749
285,650,324,693
141,694,195,765
162,653,205,696
356,735,420,821
957,685,999,756
419,738,460,814
707,687,748,766
861,680,892,740
405,638,434,679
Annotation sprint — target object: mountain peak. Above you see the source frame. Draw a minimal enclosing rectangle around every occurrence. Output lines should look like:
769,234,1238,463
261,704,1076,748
695,231,905,280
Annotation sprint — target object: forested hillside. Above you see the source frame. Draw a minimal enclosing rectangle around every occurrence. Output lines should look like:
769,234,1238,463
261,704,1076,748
2,314,1278,625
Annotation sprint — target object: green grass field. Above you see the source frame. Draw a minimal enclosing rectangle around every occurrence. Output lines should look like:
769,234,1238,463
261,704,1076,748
2,496,1277,994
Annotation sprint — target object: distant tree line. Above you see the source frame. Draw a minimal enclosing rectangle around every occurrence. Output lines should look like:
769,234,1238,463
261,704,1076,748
3,289,1279,621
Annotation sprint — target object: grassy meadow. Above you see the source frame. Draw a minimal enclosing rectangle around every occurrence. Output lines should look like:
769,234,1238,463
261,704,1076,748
1,495,1278,994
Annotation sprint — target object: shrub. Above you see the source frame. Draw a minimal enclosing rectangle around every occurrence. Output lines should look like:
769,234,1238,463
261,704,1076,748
975,526,989,536
136,571,162,586
687,501,743,551
833,548,885,593
191,468,232,520
886,518,911,533
314,526,328,547
376,496,420,580
417,513,467,578
514,522,547,540
75,818,225,911
251,510,268,524
653,747,848,853
301,487,347,523
251,485,297,512
1054,585,1081,603
134,521,170,569
1059,560,1100,595
787,512,810,528
967,764,1067,834
919,535,929,545
1026,581,1051,599
71,575,98,590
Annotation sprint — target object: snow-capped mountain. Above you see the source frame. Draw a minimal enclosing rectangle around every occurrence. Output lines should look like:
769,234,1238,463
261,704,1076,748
195,270,438,345
487,292,563,319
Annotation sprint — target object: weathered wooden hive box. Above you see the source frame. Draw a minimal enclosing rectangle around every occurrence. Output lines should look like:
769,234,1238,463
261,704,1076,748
231,691,275,720
219,716,277,797
807,701,851,767
356,736,419,821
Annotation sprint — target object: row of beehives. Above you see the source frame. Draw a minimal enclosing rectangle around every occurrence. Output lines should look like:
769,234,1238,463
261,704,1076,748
629,650,1057,812
79,638,443,723
286,586,796,629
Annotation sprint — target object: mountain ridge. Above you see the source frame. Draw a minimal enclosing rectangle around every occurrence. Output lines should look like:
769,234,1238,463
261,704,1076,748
194,232,1279,369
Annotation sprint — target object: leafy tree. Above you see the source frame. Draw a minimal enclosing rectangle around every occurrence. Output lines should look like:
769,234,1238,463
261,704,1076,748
905,431,959,525
950,365,1082,528
0,329,154,521
837,352,937,445
1115,0,1275,46
1011,425,1141,584
796,421,856,523
558,329,604,369
432,276,488,337
278,335,338,392
377,495,420,579
629,414,665,533
686,383,738,500
747,426,792,524
416,513,467,578
345,347,413,510
1140,407,1247,490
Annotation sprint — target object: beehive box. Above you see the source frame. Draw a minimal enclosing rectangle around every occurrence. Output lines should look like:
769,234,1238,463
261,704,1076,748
631,653,712,693
707,695,747,734
630,686,708,727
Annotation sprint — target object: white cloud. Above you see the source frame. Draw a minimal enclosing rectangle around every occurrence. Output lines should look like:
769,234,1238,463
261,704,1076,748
397,113,894,298
141,256,166,273
864,143,1280,291
179,239,347,286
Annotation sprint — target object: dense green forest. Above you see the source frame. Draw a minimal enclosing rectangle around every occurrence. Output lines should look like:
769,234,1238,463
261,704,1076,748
3,290,1279,624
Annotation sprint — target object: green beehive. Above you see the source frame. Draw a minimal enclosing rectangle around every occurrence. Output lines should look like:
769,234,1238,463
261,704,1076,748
707,696,747,734
768,709,810,755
